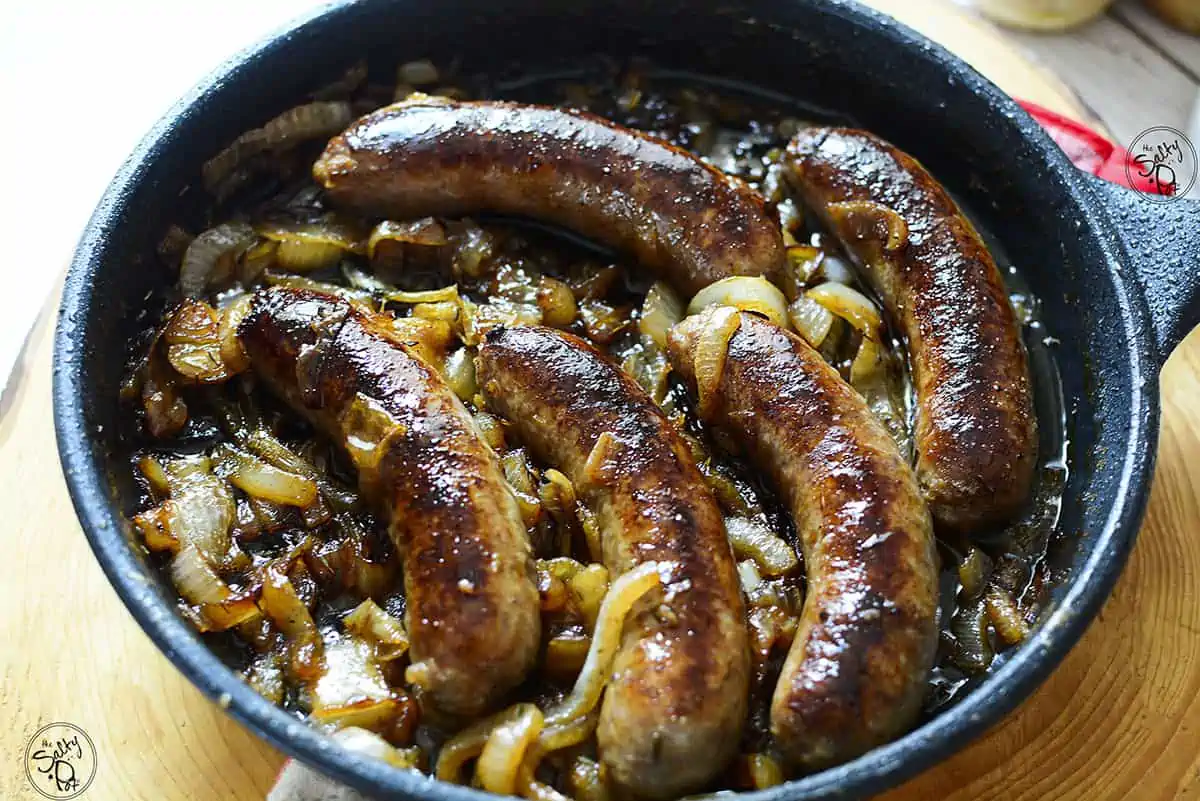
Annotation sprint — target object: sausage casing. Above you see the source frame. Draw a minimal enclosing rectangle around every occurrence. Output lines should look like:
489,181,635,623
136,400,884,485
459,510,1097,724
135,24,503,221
238,287,540,716
785,127,1037,532
475,325,749,799
668,309,938,771
314,98,785,295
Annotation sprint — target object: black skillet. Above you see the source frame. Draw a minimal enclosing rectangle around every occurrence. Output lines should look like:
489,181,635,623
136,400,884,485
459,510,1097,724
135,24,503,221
52,1,1200,798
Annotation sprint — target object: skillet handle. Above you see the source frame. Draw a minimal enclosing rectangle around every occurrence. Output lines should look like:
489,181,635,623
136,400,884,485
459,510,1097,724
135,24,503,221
1088,176,1200,364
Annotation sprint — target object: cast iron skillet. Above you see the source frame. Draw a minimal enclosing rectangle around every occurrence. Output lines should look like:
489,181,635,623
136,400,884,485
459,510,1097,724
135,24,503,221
53,0,1200,798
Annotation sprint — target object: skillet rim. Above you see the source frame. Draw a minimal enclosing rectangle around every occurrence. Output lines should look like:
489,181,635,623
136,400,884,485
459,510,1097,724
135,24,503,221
52,0,1159,798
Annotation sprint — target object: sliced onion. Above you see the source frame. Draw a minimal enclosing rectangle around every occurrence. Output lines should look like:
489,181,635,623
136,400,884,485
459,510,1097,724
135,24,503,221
690,306,741,418
246,653,285,705
849,336,885,385
537,276,578,329
578,300,630,344
385,285,459,304
473,411,506,451
437,705,531,784
687,276,789,328
806,282,883,339
725,517,799,577
502,449,542,527
788,295,835,349
390,317,455,370
137,455,171,497
784,245,824,298
260,560,318,640
202,101,354,193
163,299,231,383
477,703,544,795
262,272,377,311
170,544,260,632
180,222,257,297
444,348,477,401
515,712,600,801
257,215,368,272
567,564,610,630
137,457,234,563
171,543,229,606
310,637,398,731
737,560,763,595
228,455,319,508
826,199,909,252
544,634,591,677
951,596,994,674
566,756,609,801
344,599,410,661
218,295,253,374
638,281,685,350
331,726,422,770
985,586,1030,646
369,218,449,266
544,561,665,728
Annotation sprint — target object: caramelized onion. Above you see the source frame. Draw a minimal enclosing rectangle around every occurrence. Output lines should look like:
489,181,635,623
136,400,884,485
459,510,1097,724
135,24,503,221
806,282,883,339
788,295,835,349
638,281,685,350
687,276,789,328
725,517,798,577
310,638,399,731
163,300,231,383
202,101,354,193
179,222,256,297
985,586,1030,646
477,703,545,795
545,561,665,728
344,599,410,661
228,454,319,508
689,306,741,418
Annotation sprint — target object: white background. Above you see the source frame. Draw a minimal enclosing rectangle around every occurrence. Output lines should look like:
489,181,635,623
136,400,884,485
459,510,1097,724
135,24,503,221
0,1,328,401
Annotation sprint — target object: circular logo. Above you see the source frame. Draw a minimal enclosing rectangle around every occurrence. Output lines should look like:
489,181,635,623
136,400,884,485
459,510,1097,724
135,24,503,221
24,723,97,800
1125,126,1197,202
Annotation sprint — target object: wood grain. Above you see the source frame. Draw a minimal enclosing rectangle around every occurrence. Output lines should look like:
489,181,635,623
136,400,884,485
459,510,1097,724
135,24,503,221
1,2,1198,800
1003,12,1196,144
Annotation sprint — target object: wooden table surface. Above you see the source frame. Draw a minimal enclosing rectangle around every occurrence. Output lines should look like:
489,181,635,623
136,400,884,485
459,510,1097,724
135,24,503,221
2,2,1199,800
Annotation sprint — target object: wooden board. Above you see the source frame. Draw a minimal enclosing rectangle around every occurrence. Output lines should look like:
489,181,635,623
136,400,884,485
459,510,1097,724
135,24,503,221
3,2,1199,799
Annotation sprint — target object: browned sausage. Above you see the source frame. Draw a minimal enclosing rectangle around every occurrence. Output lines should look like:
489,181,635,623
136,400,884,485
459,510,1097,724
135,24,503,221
784,128,1037,533
238,287,539,717
667,308,938,772
475,325,749,799
313,97,785,295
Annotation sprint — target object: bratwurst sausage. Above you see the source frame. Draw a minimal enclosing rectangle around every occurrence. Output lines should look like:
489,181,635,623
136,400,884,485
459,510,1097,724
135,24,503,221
667,308,938,771
784,128,1037,533
238,287,539,716
476,325,749,799
313,97,785,295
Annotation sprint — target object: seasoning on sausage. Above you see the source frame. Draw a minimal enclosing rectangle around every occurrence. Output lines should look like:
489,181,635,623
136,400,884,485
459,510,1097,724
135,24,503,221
668,308,938,771
785,127,1038,533
314,97,785,295
476,325,750,799
238,287,540,716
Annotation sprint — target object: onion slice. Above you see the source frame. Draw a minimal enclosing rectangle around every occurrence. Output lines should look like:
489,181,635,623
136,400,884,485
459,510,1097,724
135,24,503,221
544,560,666,728
477,703,545,795
687,276,789,328
689,306,741,419
179,222,256,297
